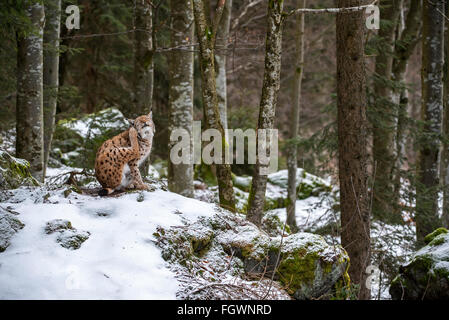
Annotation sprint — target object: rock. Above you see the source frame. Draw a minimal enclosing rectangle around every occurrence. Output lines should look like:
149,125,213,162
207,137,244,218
267,169,332,200
56,229,90,250
0,207,25,252
232,175,252,192
45,219,90,250
155,209,349,300
390,229,449,300
45,219,73,234
52,108,129,168
262,211,290,237
194,163,217,186
0,151,40,190
220,224,349,300
424,227,448,245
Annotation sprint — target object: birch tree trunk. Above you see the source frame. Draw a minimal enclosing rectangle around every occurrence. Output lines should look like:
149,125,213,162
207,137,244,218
168,0,195,198
43,0,61,178
441,0,449,228
16,3,45,182
372,0,402,223
286,0,306,233
215,0,232,129
336,0,370,300
246,0,284,226
416,0,444,244
193,0,236,212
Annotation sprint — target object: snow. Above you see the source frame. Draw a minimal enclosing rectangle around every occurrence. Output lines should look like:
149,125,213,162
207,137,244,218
0,187,218,299
267,195,337,232
0,161,421,300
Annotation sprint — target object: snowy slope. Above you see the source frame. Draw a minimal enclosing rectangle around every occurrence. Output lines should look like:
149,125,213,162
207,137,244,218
0,189,218,299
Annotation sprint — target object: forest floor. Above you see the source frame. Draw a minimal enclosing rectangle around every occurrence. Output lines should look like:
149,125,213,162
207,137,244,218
0,164,416,299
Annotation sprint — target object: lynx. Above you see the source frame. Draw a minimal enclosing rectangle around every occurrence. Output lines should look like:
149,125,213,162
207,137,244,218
95,113,155,196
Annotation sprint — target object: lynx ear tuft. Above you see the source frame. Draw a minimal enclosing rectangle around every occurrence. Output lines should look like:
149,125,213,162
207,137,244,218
127,118,135,126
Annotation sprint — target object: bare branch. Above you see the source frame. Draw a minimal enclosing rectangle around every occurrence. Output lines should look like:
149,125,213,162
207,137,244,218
287,0,378,16
212,0,226,43
231,0,263,30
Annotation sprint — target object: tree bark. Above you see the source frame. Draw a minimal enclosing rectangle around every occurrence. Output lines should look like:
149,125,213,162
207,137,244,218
286,0,306,233
129,0,153,118
43,0,61,178
168,0,195,198
392,0,421,219
215,0,232,129
416,0,444,244
16,3,45,182
371,0,402,223
336,0,370,300
193,0,236,212
246,0,284,226
441,0,449,229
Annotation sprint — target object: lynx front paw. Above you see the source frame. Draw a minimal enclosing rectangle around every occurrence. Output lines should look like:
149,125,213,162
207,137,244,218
135,183,150,191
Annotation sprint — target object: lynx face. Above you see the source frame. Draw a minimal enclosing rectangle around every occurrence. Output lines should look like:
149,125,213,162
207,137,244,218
130,113,155,141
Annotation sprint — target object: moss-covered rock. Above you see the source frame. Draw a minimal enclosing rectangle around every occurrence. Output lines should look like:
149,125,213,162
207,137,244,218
267,169,332,200
220,225,349,299
0,207,25,252
45,219,73,234
262,211,291,236
194,163,217,186
390,230,449,300
227,169,333,215
232,174,252,192
56,229,90,250
154,208,348,300
0,151,40,189
424,228,448,245
45,219,90,250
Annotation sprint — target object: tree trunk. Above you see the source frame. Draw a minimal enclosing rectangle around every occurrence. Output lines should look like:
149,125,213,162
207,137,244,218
215,0,232,129
246,0,284,226
168,0,195,198
193,0,236,212
16,3,45,182
130,0,153,118
286,0,306,233
416,0,444,244
441,0,449,229
392,0,421,219
43,0,61,178
336,0,370,300
371,0,402,223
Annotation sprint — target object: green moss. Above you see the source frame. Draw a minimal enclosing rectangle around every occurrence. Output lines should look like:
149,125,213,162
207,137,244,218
433,265,449,279
0,151,39,188
191,234,213,257
424,228,448,245
428,235,446,246
194,163,217,186
277,249,320,294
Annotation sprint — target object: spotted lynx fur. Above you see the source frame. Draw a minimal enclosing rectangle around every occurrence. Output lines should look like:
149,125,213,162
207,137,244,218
95,113,155,196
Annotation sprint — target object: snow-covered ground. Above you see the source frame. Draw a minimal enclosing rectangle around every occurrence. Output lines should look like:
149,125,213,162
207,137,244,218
0,187,219,299
0,162,417,300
